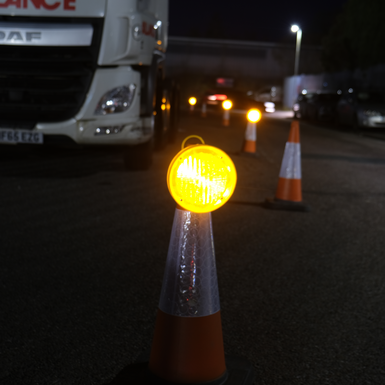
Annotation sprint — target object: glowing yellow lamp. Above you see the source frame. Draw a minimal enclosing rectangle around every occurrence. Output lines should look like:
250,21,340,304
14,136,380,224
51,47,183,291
247,109,261,123
189,97,197,106
222,100,232,110
167,137,237,213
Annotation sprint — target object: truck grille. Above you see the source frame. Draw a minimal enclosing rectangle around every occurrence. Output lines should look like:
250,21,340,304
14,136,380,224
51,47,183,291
0,17,104,127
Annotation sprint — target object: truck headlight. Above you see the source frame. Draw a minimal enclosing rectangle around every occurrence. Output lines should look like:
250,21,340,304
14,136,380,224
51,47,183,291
95,84,136,115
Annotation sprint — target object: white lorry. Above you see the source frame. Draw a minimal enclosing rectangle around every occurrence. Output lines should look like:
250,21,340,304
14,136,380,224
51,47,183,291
0,0,178,169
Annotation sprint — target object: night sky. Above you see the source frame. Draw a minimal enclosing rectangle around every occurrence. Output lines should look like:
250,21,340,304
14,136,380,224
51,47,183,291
169,0,348,44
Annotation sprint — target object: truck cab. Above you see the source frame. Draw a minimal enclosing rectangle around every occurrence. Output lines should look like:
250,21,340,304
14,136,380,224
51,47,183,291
0,0,177,169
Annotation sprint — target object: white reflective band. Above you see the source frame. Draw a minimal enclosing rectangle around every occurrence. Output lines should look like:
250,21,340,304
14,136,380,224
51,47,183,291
245,122,256,141
279,142,302,179
158,209,221,317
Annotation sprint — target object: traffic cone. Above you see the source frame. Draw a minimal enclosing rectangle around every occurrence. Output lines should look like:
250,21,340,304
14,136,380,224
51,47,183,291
149,206,227,384
105,141,256,384
201,102,207,117
223,110,230,126
243,121,257,153
265,120,310,211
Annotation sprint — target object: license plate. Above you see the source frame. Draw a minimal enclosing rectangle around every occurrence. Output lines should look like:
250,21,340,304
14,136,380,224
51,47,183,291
0,129,43,144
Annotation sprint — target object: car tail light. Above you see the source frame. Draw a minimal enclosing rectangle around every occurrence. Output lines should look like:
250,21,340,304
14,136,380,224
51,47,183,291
207,94,227,101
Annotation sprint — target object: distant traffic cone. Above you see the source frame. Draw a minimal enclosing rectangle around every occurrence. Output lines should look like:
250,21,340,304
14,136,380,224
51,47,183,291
243,121,257,153
149,207,227,384
188,97,197,113
222,100,232,126
201,102,207,117
223,109,230,126
242,109,261,154
265,120,310,211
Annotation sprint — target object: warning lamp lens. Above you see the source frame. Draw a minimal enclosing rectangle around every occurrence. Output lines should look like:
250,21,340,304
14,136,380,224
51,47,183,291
222,100,232,110
247,109,261,123
167,145,237,213
189,97,197,106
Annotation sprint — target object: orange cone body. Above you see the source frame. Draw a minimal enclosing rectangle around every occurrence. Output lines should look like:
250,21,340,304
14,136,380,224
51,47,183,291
149,208,227,384
223,110,230,126
201,102,207,117
275,120,302,202
243,121,257,153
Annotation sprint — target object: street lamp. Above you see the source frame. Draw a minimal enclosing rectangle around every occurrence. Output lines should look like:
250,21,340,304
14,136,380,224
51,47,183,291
291,24,302,76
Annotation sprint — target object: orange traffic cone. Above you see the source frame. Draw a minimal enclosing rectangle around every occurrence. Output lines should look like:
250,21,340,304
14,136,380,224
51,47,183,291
243,121,257,153
149,207,227,383
265,120,310,211
105,140,256,384
223,109,230,126
201,102,207,117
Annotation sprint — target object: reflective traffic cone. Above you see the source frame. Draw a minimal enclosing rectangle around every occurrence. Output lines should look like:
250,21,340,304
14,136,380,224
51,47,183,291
265,120,310,211
201,102,207,117
223,109,230,126
188,97,197,113
243,121,257,153
105,138,255,385
222,100,232,126
243,109,261,154
149,206,227,384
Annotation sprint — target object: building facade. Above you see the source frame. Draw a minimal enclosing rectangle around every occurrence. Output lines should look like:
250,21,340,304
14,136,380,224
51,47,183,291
165,36,323,101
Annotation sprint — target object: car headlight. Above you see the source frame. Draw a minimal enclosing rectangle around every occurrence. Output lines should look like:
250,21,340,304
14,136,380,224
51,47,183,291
95,84,136,115
264,101,275,113
364,110,381,116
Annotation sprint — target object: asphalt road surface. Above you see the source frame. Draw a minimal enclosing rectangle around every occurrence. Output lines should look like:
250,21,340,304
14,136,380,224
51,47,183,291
1,111,385,385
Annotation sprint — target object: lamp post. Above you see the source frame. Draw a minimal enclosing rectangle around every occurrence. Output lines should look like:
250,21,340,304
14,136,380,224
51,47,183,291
291,24,302,76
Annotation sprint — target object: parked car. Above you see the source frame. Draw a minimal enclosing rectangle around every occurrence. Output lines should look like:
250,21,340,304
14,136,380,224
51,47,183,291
202,88,267,112
293,92,315,119
252,86,282,103
336,89,385,129
304,91,341,122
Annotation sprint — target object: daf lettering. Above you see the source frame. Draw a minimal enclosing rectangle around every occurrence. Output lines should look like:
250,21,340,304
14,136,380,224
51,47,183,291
0,30,41,42
0,0,76,10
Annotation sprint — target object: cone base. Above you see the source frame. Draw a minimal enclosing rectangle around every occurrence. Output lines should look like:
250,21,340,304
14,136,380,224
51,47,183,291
242,140,256,154
105,355,255,385
149,310,226,383
264,197,310,212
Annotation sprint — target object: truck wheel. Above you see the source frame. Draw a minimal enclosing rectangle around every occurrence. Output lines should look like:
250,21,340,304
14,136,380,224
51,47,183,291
123,139,153,171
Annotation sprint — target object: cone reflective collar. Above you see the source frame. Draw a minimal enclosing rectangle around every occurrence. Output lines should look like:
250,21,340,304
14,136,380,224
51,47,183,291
167,136,237,213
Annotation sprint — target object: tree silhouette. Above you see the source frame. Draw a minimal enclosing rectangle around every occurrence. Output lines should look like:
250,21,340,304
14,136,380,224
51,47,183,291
322,0,385,70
